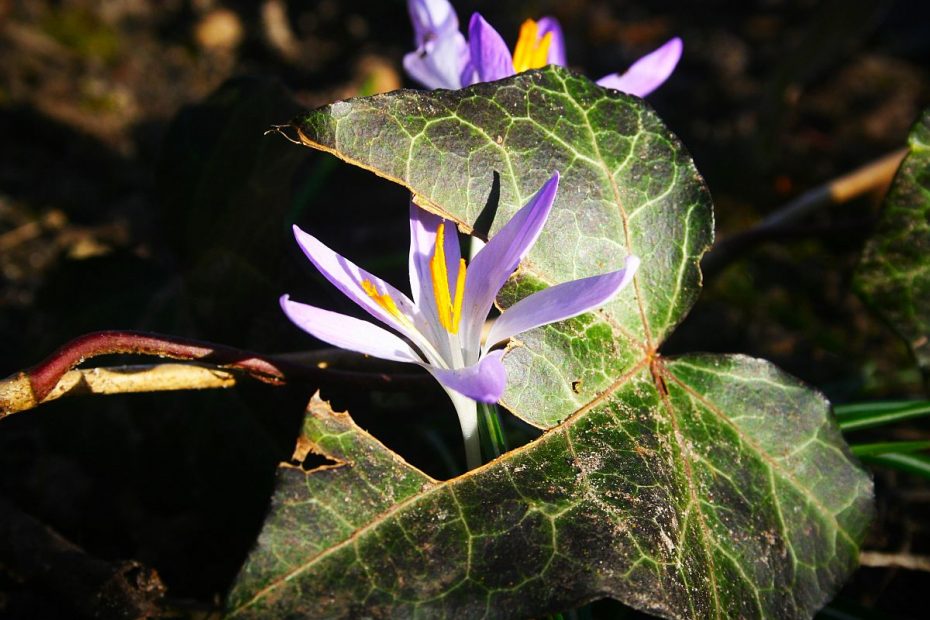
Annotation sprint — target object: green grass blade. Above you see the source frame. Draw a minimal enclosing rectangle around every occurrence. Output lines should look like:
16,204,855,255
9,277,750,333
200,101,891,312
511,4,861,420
834,400,930,431
477,402,509,463
850,440,930,457
859,452,930,480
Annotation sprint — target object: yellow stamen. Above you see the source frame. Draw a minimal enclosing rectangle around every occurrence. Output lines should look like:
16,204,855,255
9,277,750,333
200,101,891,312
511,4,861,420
429,223,466,334
430,223,454,331
361,279,404,321
512,19,553,73
451,258,466,331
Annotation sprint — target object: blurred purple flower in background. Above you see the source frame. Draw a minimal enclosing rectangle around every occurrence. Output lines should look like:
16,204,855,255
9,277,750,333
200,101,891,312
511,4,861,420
282,173,639,467
404,0,682,96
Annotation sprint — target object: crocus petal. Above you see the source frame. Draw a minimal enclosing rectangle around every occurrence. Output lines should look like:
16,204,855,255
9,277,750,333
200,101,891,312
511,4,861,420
404,0,468,90
408,203,462,354
460,172,560,355
424,350,507,403
485,256,640,349
292,225,421,337
537,16,567,66
404,31,469,90
280,296,421,364
463,13,514,85
408,202,461,308
407,0,459,46
596,37,683,97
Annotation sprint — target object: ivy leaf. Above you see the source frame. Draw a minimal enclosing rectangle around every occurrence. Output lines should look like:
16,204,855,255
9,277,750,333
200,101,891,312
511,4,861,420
295,67,712,428
856,108,930,370
228,358,871,619
228,67,873,618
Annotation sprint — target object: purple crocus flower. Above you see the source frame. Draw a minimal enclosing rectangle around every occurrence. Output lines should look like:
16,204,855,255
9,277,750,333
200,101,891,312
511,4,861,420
281,173,639,468
404,0,682,97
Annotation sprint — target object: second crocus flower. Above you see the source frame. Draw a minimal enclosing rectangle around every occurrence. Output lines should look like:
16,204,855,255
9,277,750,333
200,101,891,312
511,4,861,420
404,0,682,96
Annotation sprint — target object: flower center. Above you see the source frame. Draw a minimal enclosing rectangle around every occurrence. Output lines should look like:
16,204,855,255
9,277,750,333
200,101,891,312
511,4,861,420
512,19,552,73
430,222,467,334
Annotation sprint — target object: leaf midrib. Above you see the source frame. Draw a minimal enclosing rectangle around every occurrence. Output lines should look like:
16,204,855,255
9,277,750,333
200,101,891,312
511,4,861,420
550,70,655,352
654,362,724,619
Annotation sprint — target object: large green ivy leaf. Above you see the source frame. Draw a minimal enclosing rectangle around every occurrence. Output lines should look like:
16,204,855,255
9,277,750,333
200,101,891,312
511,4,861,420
228,358,871,619
228,67,872,618
856,108,930,369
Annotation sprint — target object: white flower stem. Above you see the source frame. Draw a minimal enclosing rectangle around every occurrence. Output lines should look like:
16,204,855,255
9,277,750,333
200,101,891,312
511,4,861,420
445,388,481,471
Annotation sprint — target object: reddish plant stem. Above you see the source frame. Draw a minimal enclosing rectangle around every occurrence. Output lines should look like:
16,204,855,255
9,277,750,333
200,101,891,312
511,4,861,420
23,330,424,402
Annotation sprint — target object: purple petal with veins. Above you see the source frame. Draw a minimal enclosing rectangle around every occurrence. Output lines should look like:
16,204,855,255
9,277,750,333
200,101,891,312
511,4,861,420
424,350,507,403
596,37,682,97
462,13,514,86
485,256,640,349
460,172,560,353
537,16,567,66
280,296,421,363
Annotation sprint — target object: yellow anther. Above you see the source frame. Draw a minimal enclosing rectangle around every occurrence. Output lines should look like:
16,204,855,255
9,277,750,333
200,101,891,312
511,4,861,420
361,279,404,321
512,19,552,73
430,223,454,331
430,223,466,334
451,257,466,331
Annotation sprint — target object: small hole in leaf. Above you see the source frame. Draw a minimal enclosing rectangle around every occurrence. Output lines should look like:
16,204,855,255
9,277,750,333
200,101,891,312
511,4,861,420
291,452,338,471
